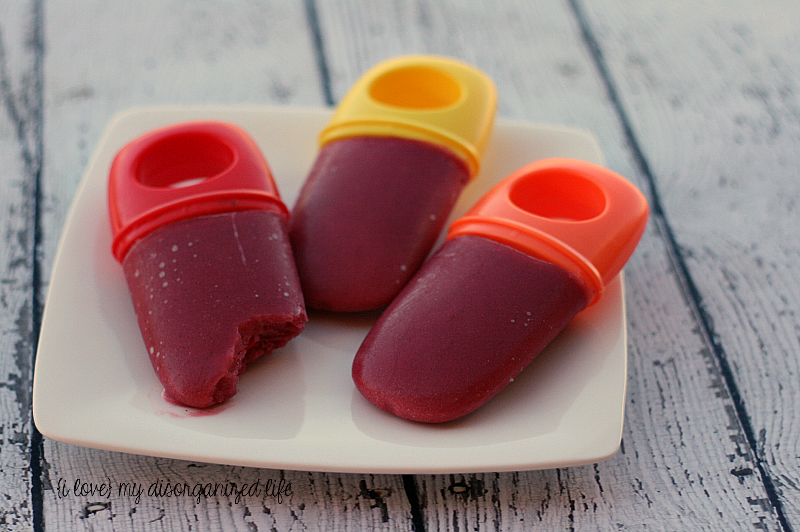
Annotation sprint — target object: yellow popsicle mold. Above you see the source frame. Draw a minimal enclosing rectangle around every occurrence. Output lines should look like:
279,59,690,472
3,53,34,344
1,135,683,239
318,55,497,178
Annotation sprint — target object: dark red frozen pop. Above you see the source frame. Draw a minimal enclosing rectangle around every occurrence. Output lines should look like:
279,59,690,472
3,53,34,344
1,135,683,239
109,122,307,408
289,55,496,311
352,158,649,423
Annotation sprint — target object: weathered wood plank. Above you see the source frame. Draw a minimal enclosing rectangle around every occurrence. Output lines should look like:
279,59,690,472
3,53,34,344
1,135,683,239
0,1,40,529
582,0,800,527
315,0,783,529
40,1,412,530
43,446,413,532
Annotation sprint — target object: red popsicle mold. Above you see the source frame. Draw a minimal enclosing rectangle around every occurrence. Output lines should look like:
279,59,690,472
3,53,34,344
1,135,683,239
448,158,649,305
109,121,289,262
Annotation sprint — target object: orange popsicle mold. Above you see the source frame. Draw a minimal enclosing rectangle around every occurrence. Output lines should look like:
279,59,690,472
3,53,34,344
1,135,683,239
448,158,649,305
108,121,288,262
318,55,497,178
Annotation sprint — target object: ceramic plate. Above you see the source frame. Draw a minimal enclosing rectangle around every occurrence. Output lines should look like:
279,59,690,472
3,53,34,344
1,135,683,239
33,106,627,473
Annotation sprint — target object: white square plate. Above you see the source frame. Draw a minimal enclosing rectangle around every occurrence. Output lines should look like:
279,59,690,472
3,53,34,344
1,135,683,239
33,106,627,473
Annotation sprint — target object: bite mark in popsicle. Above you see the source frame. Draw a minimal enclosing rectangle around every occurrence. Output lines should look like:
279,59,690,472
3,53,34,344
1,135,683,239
352,158,649,423
289,55,496,312
108,122,307,409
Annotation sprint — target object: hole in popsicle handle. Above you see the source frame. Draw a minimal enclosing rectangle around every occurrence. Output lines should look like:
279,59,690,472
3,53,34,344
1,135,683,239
509,168,607,221
135,131,236,188
369,65,462,110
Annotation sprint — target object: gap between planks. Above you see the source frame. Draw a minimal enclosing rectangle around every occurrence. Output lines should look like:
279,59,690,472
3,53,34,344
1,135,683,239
567,0,792,530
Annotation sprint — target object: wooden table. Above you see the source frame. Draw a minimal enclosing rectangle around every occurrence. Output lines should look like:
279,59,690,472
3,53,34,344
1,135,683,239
2,1,798,530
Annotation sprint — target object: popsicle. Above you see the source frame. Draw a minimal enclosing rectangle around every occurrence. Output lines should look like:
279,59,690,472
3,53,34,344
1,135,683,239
352,158,649,423
108,121,307,408
289,55,496,311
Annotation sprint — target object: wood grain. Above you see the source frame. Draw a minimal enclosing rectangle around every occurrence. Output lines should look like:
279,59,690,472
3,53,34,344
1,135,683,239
0,1,40,529
583,0,800,527
43,445,413,532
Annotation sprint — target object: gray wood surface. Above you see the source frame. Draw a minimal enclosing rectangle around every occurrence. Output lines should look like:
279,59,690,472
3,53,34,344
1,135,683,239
585,2,800,525
0,0,796,530
0,1,40,528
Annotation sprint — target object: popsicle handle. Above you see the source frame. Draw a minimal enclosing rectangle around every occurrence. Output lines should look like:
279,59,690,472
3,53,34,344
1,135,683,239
448,158,649,304
108,121,288,262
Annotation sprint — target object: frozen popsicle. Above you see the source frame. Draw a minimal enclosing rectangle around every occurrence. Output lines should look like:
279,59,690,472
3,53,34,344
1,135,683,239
352,158,649,423
108,121,307,408
289,55,496,311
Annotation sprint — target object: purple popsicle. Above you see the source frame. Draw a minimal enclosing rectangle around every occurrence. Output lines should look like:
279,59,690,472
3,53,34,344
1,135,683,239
353,235,588,423
289,136,469,311
288,55,496,311
109,122,307,408
123,210,305,408
352,159,649,423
